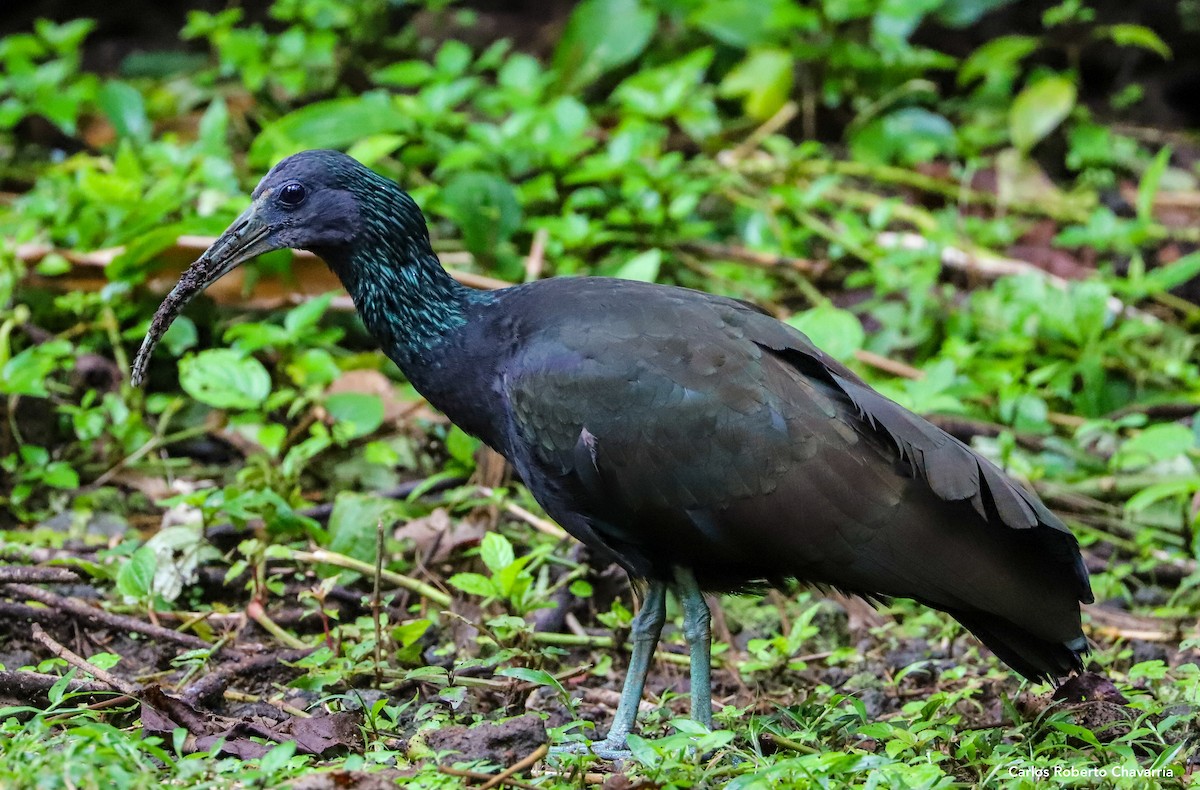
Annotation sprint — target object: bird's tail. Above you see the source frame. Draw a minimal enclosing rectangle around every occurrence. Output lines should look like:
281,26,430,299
950,610,1087,683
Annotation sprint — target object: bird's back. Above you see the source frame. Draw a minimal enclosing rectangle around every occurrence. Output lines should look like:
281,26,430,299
428,276,1091,680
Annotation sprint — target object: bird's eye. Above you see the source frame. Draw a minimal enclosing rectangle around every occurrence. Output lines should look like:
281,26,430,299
278,182,306,207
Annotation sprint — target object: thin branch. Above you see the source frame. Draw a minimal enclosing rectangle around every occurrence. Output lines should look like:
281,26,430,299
31,623,139,697
5,583,221,654
289,549,452,608
0,567,80,584
479,743,549,790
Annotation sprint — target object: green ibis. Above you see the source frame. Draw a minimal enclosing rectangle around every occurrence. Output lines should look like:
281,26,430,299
132,150,1091,758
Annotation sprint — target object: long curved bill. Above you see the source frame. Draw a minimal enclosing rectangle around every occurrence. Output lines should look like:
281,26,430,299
130,205,275,386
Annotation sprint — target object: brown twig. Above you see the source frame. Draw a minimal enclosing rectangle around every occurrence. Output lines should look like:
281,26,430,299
0,567,81,584
677,240,827,276
31,623,140,697
373,516,385,687
0,669,111,699
181,648,315,706
853,349,924,380
524,228,548,283
436,764,541,790
479,743,549,790
5,583,222,655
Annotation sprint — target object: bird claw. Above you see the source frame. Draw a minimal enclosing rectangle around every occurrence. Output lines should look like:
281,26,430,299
550,738,633,762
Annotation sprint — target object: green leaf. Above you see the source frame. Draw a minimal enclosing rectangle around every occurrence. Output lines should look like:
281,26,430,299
325,392,385,440
1114,424,1195,470
439,171,522,260
690,0,773,48
41,462,79,489
392,619,432,648
786,304,865,361
326,492,403,566
497,667,566,695
613,49,713,119
719,47,794,120
284,293,334,336
116,546,156,600
258,741,297,774
1126,477,1200,513
448,572,496,598
1143,251,1200,294
850,107,956,166
0,340,73,397
445,425,481,468
480,532,515,575
250,92,408,167
372,60,435,87
1136,147,1171,223
1103,24,1171,59
553,0,656,92
615,249,662,282
178,349,272,411
1009,75,1076,152
160,316,198,357
97,81,149,142
957,35,1038,86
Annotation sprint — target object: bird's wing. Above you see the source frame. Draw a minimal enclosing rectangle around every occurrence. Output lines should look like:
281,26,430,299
499,282,1090,601
500,287,822,514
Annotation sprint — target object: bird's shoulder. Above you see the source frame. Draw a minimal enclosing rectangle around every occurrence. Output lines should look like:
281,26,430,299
492,278,852,507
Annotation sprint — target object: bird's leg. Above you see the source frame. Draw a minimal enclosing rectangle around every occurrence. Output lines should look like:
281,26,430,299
553,580,667,759
673,567,714,729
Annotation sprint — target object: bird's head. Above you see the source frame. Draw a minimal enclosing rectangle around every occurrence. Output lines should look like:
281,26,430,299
131,149,424,385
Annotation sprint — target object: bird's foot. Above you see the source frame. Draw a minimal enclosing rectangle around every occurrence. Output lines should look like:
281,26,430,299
550,737,632,762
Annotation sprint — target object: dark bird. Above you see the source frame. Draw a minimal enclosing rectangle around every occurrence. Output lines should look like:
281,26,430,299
133,150,1092,758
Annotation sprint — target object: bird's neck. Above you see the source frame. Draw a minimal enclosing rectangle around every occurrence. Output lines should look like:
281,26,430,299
323,241,484,374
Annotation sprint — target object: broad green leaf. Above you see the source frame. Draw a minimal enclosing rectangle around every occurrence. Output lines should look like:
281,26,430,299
1103,24,1171,59
392,619,432,648
719,47,794,120
97,81,150,142
448,572,496,598
0,340,73,397
250,92,408,167
553,0,656,92
372,60,435,87
116,546,156,600
325,392,385,440
957,35,1038,87
1126,477,1200,513
439,171,522,260
480,532,515,575
1114,424,1196,470
849,107,956,165
445,425,481,467
615,249,662,282
178,349,272,410
786,304,865,362
259,741,297,775
613,49,713,119
690,0,773,48
1009,75,1076,152
326,492,404,566
41,462,79,489
346,134,406,166
284,293,334,336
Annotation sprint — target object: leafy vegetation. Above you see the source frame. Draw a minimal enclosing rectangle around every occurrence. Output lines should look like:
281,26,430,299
1,0,1198,787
